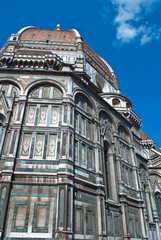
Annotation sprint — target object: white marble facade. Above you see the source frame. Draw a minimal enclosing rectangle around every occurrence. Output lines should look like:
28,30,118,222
0,26,160,240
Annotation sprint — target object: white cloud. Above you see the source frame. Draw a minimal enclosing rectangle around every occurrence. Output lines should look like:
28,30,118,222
140,25,161,45
116,23,137,42
111,0,161,45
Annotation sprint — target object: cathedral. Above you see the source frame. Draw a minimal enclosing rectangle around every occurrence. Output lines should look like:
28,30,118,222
0,25,160,240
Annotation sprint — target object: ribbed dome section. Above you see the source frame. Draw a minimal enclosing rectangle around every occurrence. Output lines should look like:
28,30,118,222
19,27,77,43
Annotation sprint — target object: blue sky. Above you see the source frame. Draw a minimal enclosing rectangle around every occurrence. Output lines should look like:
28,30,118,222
0,0,161,146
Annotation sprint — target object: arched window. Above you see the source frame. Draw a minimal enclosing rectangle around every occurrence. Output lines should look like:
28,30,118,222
140,166,148,187
74,93,94,169
29,84,63,99
150,174,161,187
154,192,161,223
75,93,93,139
118,125,129,143
25,84,62,127
140,165,153,222
28,84,63,99
150,174,161,223
99,111,113,135
0,83,20,97
119,125,133,189
118,125,131,163
75,93,93,116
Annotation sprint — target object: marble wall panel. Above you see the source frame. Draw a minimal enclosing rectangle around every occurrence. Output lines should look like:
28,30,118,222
27,105,36,124
51,107,59,125
6,196,54,238
48,134,57,158
38,106,48,125
21,134,32,156
34,134,44,157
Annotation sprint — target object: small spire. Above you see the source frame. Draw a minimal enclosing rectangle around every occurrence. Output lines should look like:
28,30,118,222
56,24,60,30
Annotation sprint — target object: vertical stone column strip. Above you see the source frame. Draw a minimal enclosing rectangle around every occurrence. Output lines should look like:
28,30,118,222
113,133,122,184
97,195,106,240
108,153,117,202
0,95,15,239
97,195,102,238
121,203,129,239
131,146,139,190
0,97,27,239
55,185,65,237
0,179,11,239
139,171,149,239
145,185,153,222
4,99,27,172
148,177,160,240
0,94,15,156
0,123,7,157
148,177,156,211
100,135,108,199
56,185,73,239
67,186,73,233
102,147,108,199
156,224,161,240
94,119,101,173
139,207,148,239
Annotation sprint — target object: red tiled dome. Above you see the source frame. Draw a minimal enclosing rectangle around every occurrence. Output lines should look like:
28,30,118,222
20,27,77,43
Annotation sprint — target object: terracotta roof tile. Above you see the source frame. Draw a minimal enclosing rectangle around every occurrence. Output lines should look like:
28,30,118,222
139,130,150,140
20,28,77,43
82,40,111,74
18,28,118,85
20,28,111,73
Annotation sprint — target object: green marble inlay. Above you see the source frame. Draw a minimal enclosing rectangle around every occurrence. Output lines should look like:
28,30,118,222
43,133,48,159
69,134,72,158
59,106,62,126
32,201,50,233
57,133,61,159
59,188,64,227
0,187,6,220
62,133,66,156
34,105,40,126
86,207,95,235
29,133,36,159
64,105,67,123
17,103,22,121
11,201,30,233
10,131,17,154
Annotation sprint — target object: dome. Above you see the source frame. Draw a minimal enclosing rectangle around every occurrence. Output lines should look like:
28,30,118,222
99,56,115,75
19,27,77,43
17,27,114,76
1,26,119,90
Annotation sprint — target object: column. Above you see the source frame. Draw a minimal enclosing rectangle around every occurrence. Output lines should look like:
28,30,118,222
148,178,160,240
108,153,117,202
121,203,130,239
145,186,153,223
0,176,12,239
113,133,122,188
55,185,73,239
0,98,27,238
131,146,139,190
97,196,107,240
139,207,148,239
